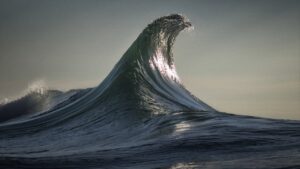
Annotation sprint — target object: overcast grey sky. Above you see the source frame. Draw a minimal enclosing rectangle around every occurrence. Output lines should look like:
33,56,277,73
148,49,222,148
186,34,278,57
0,0,299,120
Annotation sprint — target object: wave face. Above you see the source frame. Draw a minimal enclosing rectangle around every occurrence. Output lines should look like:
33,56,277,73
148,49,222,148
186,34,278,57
0,14,300,169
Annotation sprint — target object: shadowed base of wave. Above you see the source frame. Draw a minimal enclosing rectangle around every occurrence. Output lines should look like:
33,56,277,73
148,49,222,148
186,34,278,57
0,112,299,169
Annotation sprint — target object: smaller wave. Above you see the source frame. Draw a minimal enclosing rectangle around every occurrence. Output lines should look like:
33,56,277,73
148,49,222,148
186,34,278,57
0,89,61,123
0,80,86,123
0,80,48,106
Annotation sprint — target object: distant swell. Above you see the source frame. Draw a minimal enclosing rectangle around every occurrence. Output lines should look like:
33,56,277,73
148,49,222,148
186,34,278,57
0,14,299,169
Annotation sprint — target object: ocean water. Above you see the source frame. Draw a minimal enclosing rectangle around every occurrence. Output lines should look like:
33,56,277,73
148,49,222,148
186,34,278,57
0,14,299,169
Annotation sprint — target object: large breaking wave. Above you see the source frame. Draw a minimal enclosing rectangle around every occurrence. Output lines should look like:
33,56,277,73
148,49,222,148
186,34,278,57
0,14,299,169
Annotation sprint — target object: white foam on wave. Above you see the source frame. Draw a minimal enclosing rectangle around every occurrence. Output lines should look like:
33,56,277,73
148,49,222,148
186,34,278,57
27,79,48,95
0,79,49,106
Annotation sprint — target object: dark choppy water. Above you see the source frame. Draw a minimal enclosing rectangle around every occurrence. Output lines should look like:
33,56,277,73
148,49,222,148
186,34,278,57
1,14,299,169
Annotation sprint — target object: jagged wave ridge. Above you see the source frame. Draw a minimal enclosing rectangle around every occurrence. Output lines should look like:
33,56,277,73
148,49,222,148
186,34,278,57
0,14,300,169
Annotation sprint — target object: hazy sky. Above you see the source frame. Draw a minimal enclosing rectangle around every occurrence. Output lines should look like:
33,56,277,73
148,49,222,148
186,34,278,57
0,0,299,120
